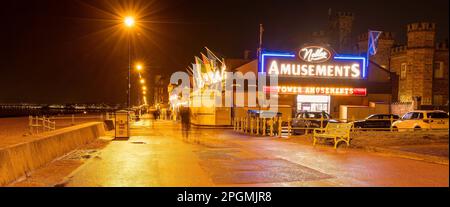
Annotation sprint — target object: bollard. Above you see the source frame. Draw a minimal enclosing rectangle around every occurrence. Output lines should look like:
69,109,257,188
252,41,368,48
256,118,260,135
245,117,249,133
250,117,254,135
262,119,266,136
288,119,292,137
245,116,250,133
238,118,240,131
278,117,282,138
269,118,274,137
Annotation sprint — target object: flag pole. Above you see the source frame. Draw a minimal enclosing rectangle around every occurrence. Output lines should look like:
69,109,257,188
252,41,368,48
258,24,264,58
205,47,225,65
367,30,371,67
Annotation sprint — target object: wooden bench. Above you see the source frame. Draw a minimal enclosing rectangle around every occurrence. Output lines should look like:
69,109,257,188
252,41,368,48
313,123,353,149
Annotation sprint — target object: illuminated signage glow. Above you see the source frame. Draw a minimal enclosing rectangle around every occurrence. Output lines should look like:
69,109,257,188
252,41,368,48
299,46,331,63
267,61,361,78
264,86,368,96
259,46,367,79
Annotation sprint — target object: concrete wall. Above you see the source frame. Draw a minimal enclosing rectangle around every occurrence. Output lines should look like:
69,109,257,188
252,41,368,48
0,122,105,186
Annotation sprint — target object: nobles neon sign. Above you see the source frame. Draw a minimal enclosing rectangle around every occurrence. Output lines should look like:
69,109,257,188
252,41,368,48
260,46,367,79
299,46,331,63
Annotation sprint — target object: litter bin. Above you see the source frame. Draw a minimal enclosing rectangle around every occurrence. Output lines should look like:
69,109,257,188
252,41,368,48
115,110,130,139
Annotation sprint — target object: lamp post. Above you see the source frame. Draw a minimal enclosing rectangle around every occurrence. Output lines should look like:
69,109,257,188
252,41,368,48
124,16,135,109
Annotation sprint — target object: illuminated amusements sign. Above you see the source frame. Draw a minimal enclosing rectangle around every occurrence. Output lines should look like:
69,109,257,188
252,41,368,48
263,86,368,96
259,46,367,79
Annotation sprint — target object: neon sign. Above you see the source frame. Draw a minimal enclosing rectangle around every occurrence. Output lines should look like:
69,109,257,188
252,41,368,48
260,46,367,79
264,86,367,96
299,46,331,63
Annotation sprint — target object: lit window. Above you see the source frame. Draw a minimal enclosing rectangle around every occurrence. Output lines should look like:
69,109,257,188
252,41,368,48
434,62,444,79
400,63,407,79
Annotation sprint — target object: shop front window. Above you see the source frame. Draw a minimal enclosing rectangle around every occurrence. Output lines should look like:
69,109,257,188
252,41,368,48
297,95,331,113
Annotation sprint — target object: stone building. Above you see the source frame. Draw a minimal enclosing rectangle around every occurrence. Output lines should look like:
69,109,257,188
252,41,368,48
329,11,355,54
153,75,169,108
311,11,355,54
390,22,449,108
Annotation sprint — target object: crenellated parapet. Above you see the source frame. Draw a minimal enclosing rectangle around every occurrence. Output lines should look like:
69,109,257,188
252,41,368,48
357,32,394,42
391,45,407,55
407,22,436,32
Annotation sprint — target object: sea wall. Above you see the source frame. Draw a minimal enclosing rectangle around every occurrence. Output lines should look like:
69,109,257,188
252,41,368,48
0,122,105,186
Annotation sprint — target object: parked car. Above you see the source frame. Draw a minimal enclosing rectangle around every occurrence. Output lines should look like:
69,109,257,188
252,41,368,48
291,111,339,135
352,114,400,130
392,110,449,131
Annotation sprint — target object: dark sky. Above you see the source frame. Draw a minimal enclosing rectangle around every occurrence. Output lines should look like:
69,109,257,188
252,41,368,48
0,0,448,104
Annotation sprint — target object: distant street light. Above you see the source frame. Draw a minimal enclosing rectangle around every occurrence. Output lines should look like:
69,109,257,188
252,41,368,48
140,79,145,84
136,64,143,71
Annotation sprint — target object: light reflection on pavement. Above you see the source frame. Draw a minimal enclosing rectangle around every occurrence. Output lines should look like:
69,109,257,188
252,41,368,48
63,119,448,187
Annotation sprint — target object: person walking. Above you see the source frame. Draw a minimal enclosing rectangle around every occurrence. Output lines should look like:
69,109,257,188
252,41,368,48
180,106,191,139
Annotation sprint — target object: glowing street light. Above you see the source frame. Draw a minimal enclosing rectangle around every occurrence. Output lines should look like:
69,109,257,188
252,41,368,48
140,79,145,84
136,64,143,71
142,86,147,91
124,16,135,28
123,15,138,109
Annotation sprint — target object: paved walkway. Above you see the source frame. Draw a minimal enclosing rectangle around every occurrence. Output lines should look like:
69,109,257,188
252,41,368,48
53,119,449,187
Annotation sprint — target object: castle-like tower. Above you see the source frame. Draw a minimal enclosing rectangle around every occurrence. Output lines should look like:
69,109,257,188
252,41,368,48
402,22,436,105
329,12,355,54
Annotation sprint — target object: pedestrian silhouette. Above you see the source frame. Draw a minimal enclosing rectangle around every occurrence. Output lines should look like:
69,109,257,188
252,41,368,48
180,106,191,140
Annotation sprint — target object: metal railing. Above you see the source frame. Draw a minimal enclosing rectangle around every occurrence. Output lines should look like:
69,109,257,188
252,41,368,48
49,113,112,125
29,116,56,134
233,116,449,137
233,116,284,137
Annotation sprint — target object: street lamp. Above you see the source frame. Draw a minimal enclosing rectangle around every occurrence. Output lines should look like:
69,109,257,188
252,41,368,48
140,79,145,84
136,64,143,72
124,16,137,109
124,16,135,28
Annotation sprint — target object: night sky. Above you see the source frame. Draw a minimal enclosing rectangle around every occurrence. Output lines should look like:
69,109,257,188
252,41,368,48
0,0,448,105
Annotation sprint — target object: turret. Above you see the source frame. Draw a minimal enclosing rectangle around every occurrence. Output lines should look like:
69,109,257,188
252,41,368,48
407,22,436,48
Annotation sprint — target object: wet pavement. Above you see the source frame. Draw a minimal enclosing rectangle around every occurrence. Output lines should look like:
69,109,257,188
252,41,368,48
23,119,449,187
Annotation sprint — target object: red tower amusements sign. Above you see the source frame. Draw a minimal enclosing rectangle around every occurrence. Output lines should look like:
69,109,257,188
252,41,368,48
263,86,367,96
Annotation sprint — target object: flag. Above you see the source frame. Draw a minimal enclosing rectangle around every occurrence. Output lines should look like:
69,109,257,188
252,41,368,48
194,56,206,73
186,67,194,76
201,53,212,73
368,30,382,56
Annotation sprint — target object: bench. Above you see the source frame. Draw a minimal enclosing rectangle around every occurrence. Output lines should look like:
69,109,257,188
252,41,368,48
313,123,353,149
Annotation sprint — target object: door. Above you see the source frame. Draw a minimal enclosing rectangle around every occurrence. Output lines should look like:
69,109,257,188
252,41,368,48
427,112,449,129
